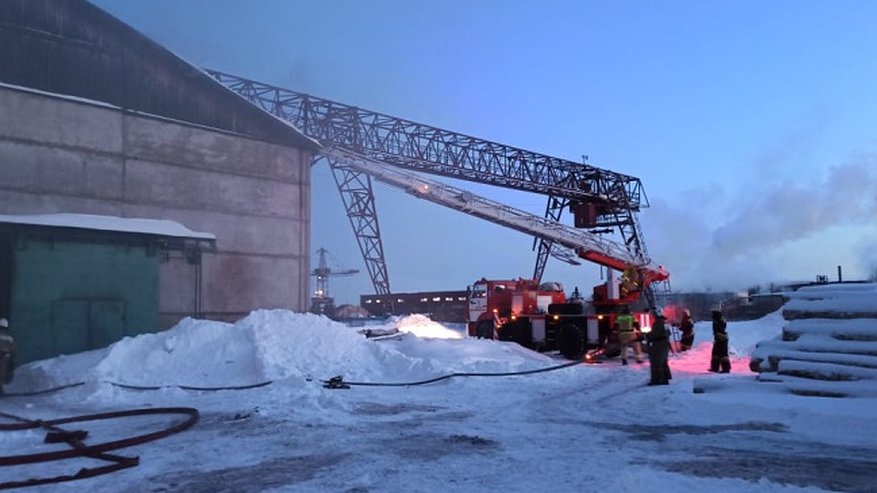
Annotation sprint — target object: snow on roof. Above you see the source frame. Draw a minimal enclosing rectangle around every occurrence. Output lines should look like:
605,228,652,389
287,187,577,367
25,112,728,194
0,81,121,110
0,213,215,240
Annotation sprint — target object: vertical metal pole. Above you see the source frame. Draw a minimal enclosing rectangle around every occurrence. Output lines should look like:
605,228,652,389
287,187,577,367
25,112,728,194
195,251,202,318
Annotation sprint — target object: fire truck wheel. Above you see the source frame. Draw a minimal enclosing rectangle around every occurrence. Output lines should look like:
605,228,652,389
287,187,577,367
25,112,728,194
475,321,495,340
557,323,586,359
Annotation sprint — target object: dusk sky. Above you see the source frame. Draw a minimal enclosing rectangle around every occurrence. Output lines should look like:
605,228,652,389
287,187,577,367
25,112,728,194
92,0,877,304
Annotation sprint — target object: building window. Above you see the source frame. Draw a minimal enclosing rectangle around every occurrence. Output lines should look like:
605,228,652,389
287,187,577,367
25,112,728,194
420,298,428,302
432,297,441,302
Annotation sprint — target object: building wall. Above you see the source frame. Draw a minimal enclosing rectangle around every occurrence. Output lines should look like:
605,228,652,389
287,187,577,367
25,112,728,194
0,85,312,326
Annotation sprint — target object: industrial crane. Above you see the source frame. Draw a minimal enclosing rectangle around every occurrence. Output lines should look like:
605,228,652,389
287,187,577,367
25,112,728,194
207,70,669,308
310,247,358,317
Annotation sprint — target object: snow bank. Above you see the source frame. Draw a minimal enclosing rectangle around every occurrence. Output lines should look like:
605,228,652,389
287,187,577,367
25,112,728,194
10,310,551,393
393,314,464,339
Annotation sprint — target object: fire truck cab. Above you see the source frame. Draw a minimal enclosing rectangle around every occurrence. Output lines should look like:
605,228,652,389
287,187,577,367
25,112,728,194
467,278,566,340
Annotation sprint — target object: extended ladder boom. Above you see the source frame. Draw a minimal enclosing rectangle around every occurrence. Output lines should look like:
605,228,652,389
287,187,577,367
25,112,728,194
325,149,667,282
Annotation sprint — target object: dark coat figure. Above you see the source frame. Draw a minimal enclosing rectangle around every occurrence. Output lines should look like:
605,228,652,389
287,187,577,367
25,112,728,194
646,313,671,385
710,310,731,373
0,318,15,393
679,309,694,351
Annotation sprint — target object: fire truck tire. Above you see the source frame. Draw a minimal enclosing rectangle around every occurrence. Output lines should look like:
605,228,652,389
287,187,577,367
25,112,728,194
475,321,495,340
557,323,586,359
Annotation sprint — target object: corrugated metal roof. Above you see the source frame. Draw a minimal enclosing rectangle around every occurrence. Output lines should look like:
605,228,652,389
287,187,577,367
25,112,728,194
0,0,318,150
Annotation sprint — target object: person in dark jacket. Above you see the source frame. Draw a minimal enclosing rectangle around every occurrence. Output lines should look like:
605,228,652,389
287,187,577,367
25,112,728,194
709,310,731,373
646,308,671,385
0,318,14,394
679,309,695,351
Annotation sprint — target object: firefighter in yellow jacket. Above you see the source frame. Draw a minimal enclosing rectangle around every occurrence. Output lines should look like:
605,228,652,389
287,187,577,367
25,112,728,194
0,318,14,394
616,307,643,365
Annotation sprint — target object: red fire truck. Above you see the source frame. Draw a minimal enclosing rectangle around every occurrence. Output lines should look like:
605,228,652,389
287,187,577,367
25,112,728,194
467,259,669,360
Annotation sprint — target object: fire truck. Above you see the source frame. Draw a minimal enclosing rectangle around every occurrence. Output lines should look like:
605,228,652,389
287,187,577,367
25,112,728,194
467,257,669,360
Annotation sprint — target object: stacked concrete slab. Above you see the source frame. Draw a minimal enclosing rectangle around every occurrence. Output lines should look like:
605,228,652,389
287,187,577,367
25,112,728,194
749,283,877,398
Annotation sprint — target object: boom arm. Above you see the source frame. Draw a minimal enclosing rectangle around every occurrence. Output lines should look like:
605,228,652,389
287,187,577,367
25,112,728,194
324,148,668,296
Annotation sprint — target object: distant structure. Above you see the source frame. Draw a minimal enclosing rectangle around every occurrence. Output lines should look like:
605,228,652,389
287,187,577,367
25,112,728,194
0,0,317,362
361,290,468,323
310,248,358,318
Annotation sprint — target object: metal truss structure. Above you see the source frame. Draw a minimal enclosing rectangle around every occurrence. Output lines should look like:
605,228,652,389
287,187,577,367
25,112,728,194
207,69,657,295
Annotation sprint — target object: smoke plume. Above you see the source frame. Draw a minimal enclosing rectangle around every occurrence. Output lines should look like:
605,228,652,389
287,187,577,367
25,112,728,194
646,156,877,291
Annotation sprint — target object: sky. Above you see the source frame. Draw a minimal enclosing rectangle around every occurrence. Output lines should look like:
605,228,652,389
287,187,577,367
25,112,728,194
3,283,876,491
90,0,877,305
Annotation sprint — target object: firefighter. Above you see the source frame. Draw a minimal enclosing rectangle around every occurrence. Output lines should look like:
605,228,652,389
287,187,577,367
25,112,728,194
0,318,14,394
620,267,639,299
616,307,643,365
645,308,671,385
679,309,695,351
709,310,731,373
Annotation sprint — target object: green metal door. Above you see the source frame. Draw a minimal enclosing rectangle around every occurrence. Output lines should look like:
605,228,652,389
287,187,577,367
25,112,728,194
11,237,158,364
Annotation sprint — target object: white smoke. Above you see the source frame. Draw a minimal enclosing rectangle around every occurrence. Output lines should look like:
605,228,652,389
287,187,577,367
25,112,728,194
711,161,876,258
645,156,877,291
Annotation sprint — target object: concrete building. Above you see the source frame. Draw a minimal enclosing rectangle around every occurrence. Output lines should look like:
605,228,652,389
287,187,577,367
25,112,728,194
0,0,318,359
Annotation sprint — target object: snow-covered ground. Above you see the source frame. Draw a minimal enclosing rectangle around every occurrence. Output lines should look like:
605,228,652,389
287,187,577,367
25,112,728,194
2,290,877,492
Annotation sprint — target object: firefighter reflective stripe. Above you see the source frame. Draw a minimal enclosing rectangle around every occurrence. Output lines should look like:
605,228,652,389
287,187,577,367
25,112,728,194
617,314,633,332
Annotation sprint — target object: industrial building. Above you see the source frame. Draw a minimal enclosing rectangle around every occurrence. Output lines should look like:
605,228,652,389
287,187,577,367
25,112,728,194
0,0,318,362
361,290,469,323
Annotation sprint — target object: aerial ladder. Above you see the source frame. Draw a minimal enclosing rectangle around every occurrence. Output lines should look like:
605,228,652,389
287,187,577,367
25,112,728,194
322,148,668,301
207,70,668,305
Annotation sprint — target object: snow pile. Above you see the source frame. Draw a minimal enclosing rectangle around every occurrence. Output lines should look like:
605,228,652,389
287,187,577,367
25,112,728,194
94,318,260,387
11,310,552,393
393,314,464,339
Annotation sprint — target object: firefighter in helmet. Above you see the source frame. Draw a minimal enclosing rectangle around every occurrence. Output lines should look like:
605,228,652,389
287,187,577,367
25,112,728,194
645,307,671,385
679,309,695,351
709,309,731,373
620,267,640,299
0,318,14,394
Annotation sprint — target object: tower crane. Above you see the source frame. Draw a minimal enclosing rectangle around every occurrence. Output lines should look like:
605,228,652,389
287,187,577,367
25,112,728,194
310,247,359,317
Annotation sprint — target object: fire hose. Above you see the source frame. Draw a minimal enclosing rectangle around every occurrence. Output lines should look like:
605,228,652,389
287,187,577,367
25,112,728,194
0,407,199,489
322,359,585,389
1,380,273,397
